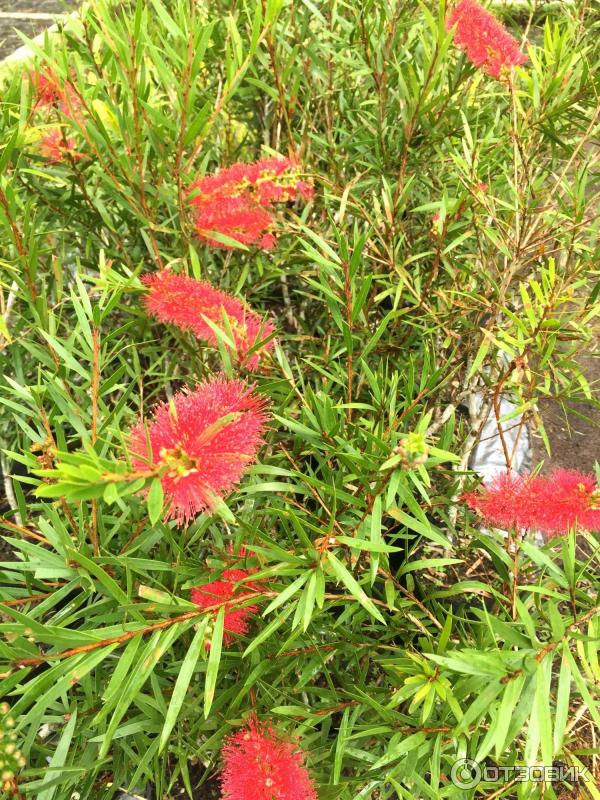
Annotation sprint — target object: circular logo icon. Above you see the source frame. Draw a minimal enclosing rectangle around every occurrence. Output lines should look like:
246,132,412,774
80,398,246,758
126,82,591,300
450,758,482,789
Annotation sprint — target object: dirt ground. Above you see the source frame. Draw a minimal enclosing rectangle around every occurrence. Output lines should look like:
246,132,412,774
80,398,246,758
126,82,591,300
532,351,600,473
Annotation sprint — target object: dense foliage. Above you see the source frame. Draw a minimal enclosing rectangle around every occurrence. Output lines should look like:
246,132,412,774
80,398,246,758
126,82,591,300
0,0,599,798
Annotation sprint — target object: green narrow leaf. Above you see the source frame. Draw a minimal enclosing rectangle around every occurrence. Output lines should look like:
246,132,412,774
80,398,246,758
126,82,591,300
244,606,294,656
302,570,317,632
370,494,382,586
493,674,526,759
67,548,142,620
147,477,164,526
333,706,350,784
326,551,385,623
262,572,309,616
565,648,600,731
95,637,143,724
37,710,77,800
160,621,208,752
467,337,490,380
437,612,453,655
371,731,427,770
204,606,225,718
454,680,504,737
553,651,571,754
536,657,554,765
99,624,188,758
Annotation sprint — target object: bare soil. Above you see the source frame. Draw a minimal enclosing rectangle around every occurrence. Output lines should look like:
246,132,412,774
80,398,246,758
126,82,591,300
532,352,600,474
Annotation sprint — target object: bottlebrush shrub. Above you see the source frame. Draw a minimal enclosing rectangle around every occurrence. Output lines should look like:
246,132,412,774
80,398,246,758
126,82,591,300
0,1,599,799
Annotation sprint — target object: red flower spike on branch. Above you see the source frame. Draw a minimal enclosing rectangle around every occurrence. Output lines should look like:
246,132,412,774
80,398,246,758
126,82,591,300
463,469,600,537
29,69,65,107
30,69,82,117
142,271,275,369
463,471,542,531
220,719,317,800
447,0,527,79
39,129,84,164
188,156,313,250
191,568,260,646
533,469,600,538
129,377,269,526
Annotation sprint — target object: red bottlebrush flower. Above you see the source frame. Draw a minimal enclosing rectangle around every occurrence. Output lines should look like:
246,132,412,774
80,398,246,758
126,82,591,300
447,0,527,79
39,129,83,163
533,469,600,538
193,193,277,250
142,271,275,369
463,471,542,530
189,156,313,250
464,469,600,537
191,568,260,645
220,719,317,800
30,69,82,117
30,70,62,107
129,377,269,525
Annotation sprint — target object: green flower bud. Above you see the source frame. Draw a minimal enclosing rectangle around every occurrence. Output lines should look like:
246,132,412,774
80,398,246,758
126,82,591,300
394,431,430,468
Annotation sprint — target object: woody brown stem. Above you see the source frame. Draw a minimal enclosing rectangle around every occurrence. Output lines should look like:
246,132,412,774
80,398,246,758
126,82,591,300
0,187,36,300
0,517,49,545
0,591,56,607
9,590,391,672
